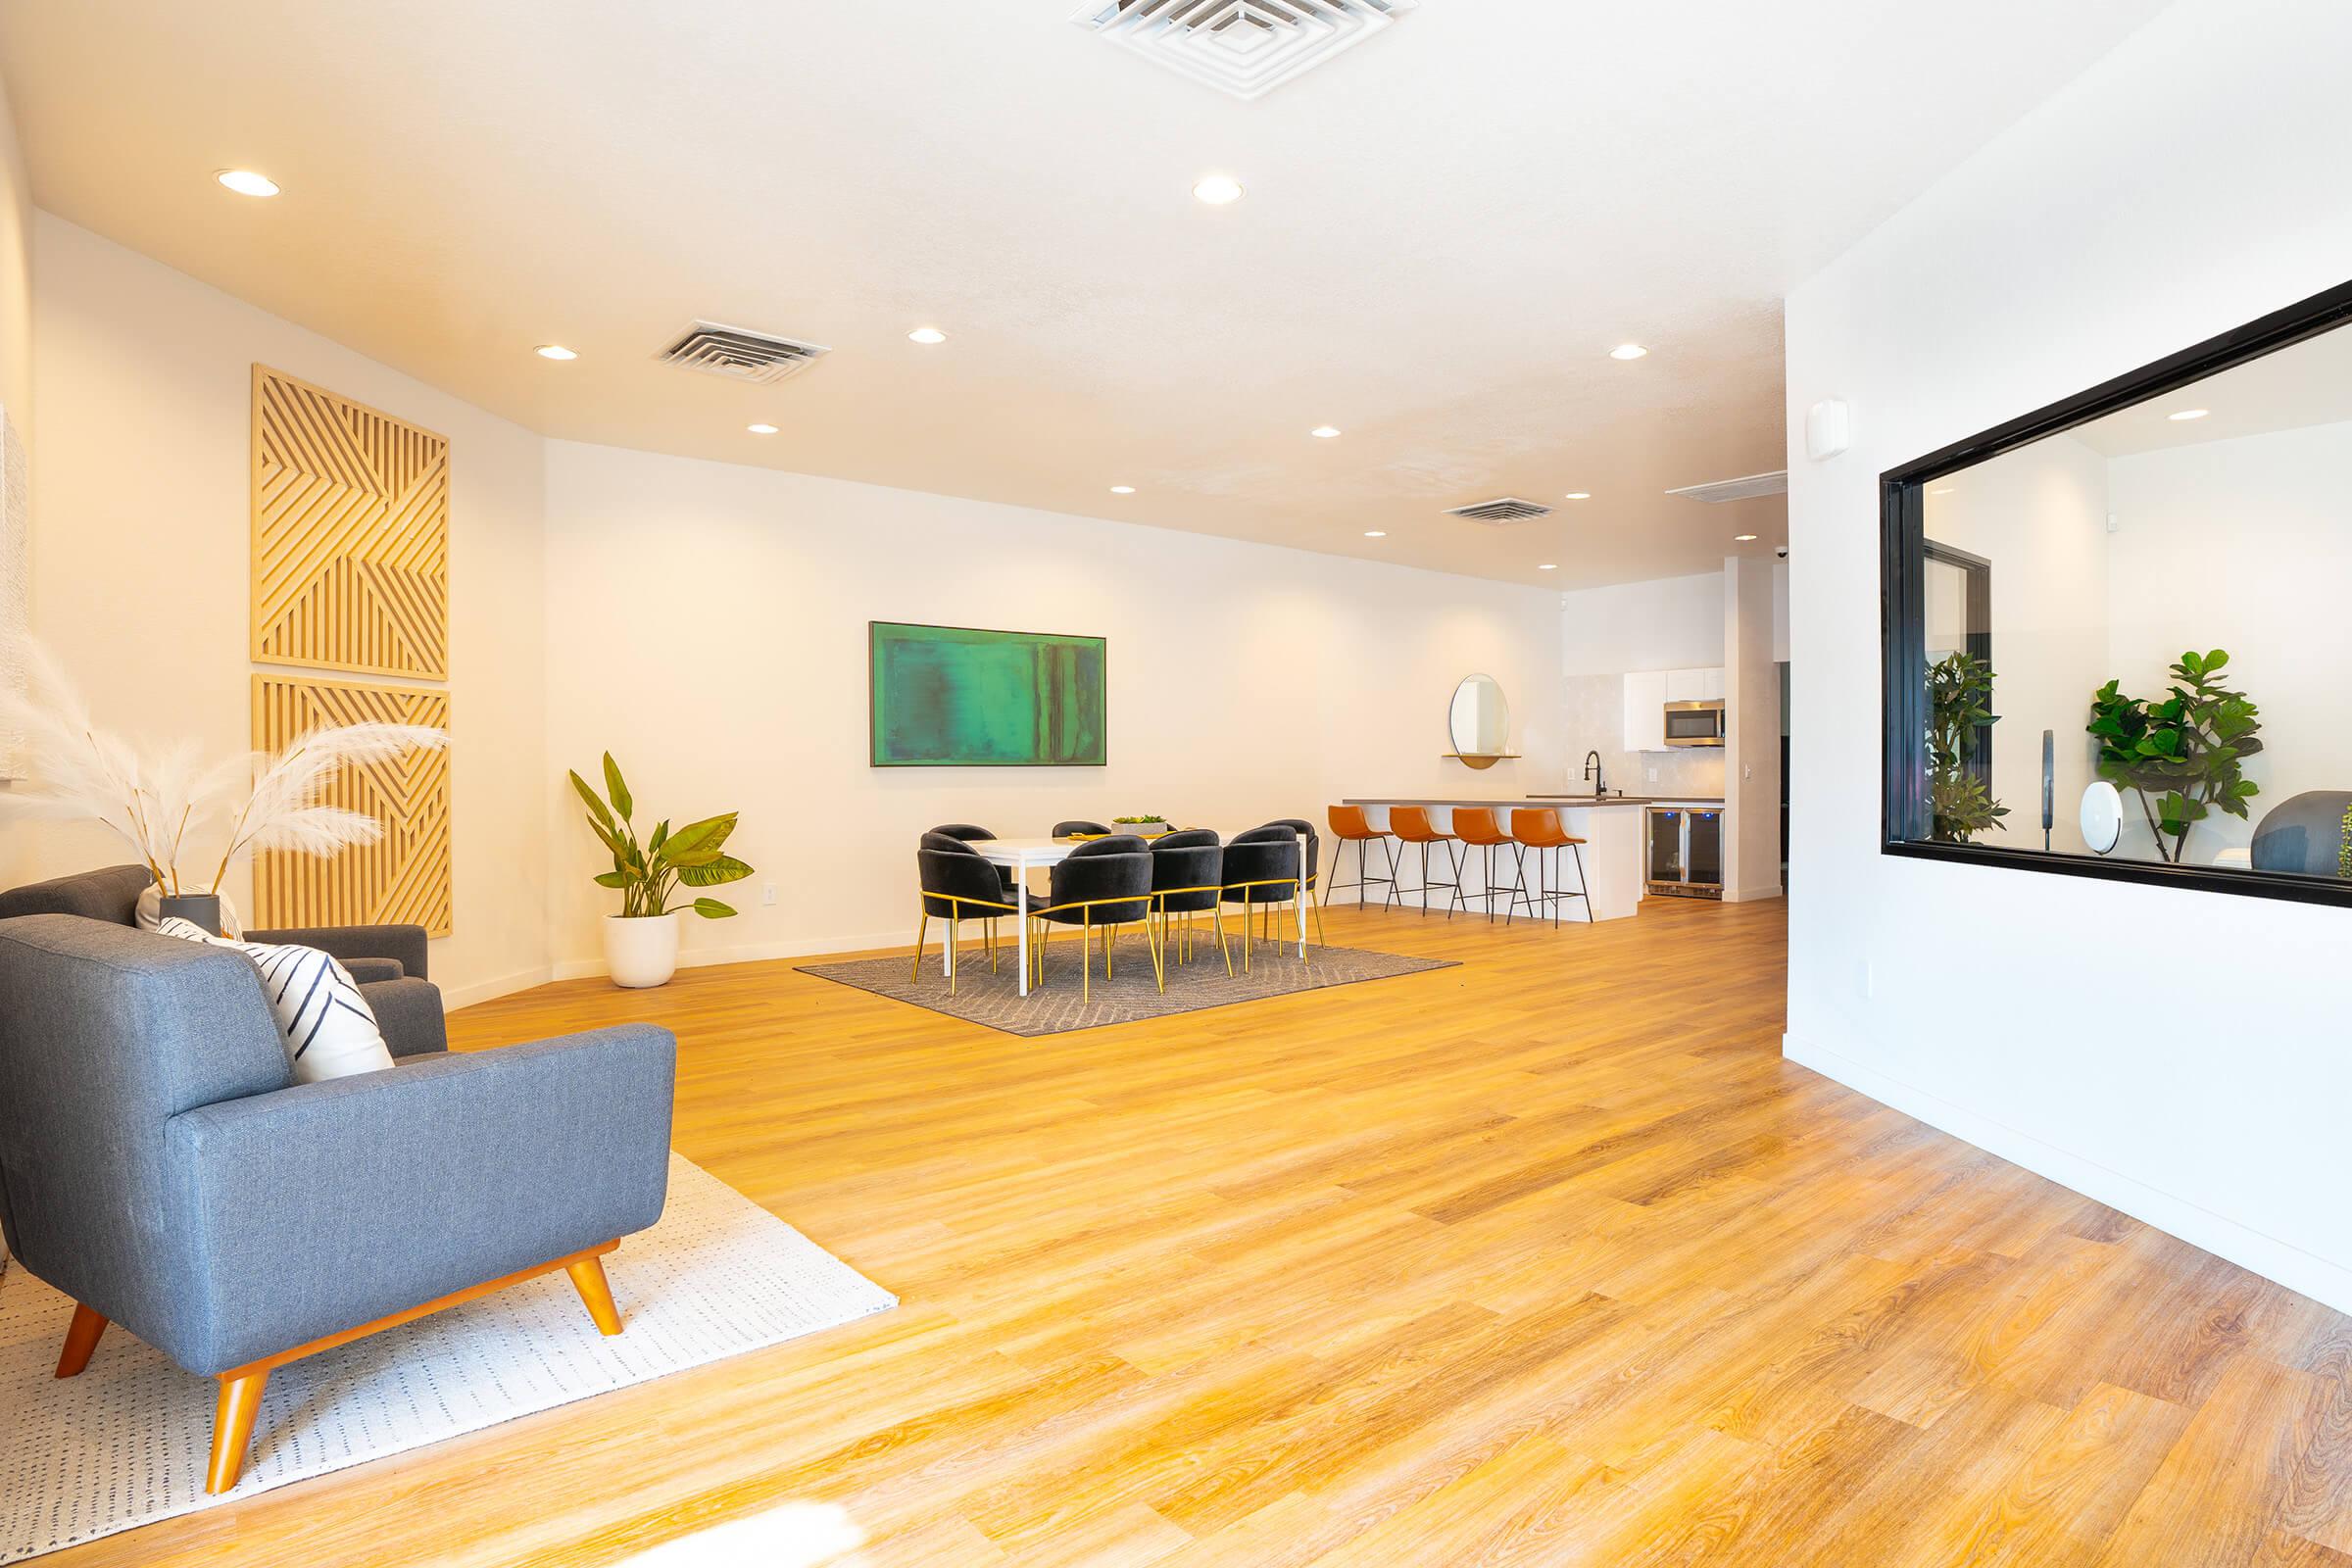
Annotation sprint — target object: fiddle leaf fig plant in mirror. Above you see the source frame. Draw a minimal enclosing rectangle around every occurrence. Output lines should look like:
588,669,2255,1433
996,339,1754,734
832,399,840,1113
2085,649,2262,863
1926,651,2007,843
569,752,754,987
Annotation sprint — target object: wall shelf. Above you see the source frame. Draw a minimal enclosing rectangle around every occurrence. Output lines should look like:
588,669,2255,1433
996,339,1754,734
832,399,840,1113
1442,753,1521,771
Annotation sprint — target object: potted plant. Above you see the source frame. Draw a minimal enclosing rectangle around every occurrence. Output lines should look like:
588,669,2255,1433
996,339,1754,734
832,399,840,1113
1111,813,1172,835
0,637,442,930
2086,649,2262,862
568,753,753,988
1926,651,2006,843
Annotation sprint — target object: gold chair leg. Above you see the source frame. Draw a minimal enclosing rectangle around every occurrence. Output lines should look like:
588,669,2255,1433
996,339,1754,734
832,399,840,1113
1104,921,1114,981
1310,893,1325,947
988,918,998,973
1151,913,1166,992
911,910,928,981
1214,903,1235,977
1081,909,1092,1004
948,916,958,996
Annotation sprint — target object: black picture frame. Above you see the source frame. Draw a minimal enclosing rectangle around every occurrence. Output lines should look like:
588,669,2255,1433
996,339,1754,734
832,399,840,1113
1880,274,2352,910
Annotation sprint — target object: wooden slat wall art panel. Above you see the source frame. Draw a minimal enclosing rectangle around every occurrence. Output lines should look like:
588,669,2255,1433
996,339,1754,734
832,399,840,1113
251,675,452,938
250,367,449,679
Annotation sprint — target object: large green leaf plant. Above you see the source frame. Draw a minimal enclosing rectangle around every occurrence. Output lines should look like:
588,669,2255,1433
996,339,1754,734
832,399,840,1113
568,753,754,918
2086,649,2263,863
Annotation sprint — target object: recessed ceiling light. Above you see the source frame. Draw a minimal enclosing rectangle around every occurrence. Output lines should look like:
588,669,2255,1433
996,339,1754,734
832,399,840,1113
215,169,279,198
1193,174,1245,206
1109,485,1136,495
1363,530,1386,538
1735,534,1759,543
2168,408,2209,421
1538,564,1558,571
748,422,779,435
1310,425,1342,439
1608,343,1648,361
908,327,948,345
534,344,578,362
1563,492,1591,501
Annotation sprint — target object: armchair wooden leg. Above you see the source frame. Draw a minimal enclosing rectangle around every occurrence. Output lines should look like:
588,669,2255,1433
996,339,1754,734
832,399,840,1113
566,1255,625,1336
207,1369,269,1494
55,1302,108,1378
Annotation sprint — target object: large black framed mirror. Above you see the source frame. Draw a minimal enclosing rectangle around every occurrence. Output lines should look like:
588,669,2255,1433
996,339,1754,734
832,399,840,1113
1881,274,2352,908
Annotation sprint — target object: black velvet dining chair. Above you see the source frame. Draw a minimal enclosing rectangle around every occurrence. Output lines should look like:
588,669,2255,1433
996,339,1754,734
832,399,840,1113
1218,834,1302,974
929,822,1020,901
914,835,1018,995
1051,819,1111,839
1149,830,1228,982
1029,836,1152,1001
1257,819,1325,946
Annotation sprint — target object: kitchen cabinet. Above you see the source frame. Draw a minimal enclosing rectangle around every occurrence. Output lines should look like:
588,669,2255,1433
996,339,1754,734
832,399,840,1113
1622,670,1667,752
1623,666,1724,752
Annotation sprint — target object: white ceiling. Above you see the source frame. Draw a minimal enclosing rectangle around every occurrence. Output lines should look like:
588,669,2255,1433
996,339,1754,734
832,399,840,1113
0,0,2170,587
2070,318,2352,460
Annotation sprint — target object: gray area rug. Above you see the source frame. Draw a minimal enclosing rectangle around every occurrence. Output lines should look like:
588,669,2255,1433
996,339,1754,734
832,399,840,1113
799,930,1457,1036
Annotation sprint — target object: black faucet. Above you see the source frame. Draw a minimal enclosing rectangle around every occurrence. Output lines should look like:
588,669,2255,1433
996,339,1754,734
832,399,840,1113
1583,750,1605,798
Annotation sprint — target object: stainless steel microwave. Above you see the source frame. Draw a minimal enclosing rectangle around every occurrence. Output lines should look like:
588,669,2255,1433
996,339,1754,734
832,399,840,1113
1663,699,1727,748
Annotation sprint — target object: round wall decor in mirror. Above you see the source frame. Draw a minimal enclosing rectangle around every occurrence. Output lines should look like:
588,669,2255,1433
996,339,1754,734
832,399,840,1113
1446,674,1516,769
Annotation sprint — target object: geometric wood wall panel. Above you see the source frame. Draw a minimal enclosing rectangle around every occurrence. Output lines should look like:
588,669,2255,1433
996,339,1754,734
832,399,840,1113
251,674,452,937
251,366,449,679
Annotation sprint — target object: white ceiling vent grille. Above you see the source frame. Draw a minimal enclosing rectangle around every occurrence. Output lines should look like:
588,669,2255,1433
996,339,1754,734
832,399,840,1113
1666,469,1788,504
1069,0,1416,102
656,320,830,385
1446,497,1553,525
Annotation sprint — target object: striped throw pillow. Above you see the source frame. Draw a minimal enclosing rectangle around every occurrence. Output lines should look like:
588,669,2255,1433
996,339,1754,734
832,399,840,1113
157,917,396,1083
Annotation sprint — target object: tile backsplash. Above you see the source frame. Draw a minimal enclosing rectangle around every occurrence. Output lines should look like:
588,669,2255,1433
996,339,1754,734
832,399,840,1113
1557,674,1728,799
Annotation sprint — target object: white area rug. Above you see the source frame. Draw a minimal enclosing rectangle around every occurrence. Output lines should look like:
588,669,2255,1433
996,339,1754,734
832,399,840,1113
0,1155,896,1563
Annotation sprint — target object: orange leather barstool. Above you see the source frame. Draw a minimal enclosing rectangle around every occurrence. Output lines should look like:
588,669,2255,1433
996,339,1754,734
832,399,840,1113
1389,806,1464,917
1325,806,1399,909
1507,808,1592,927
1450,808,1517,922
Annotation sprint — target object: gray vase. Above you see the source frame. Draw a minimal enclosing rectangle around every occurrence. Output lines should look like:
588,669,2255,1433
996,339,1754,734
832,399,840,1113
2249,790,2352,877
156,892,224,935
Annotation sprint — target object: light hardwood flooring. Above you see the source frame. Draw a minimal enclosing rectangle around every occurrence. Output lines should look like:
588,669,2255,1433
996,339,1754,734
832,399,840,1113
48,897,2352,1566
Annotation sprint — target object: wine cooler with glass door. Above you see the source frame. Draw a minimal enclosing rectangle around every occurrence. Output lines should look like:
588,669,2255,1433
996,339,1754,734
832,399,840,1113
1645,806,1725,900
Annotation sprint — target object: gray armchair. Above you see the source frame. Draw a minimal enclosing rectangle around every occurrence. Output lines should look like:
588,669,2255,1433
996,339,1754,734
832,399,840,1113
0,914,676,1493
0,864,449,1057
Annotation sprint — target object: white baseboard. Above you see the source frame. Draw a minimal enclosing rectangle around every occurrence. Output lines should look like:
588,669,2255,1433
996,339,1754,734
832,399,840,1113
1784,1032,2352,1317
549,927,915,984
1726,883,1785,904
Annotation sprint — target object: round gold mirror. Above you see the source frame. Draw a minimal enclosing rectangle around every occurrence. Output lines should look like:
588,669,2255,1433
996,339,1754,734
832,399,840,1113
1447,674,1511,767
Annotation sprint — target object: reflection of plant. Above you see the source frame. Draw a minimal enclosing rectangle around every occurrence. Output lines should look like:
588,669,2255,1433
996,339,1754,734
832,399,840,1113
1927,651,2006,843
2086,649,2262,863
2340,801,2351,880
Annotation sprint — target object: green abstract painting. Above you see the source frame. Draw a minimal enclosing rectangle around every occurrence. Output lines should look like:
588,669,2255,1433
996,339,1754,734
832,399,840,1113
869,621,1106,766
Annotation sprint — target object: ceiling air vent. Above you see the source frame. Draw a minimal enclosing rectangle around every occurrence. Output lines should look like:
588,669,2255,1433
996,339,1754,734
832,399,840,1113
656,320,830,386
1069,0,1417,102
1445,497,1553,525
1666,469,1788,504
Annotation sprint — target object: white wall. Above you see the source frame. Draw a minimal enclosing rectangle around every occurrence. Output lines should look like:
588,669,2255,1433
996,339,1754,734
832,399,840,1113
14,217,552,1005
1785,0,2352,1312
1722,556,1781,900
0,74,29,430
2107,418,2352,862
1558,570,1729,800
541,440,1566,973
1561,571,1724,675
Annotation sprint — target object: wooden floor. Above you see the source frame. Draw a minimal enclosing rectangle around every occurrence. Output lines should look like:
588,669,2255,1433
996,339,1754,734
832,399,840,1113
55,897,2352,1566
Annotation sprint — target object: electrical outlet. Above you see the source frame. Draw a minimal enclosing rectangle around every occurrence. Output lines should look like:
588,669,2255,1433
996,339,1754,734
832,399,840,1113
1646,766,1657,783
761,882,777,906
1858,960,1874,1001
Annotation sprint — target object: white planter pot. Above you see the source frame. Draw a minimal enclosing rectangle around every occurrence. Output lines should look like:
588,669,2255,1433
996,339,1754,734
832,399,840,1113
606,911,682,988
